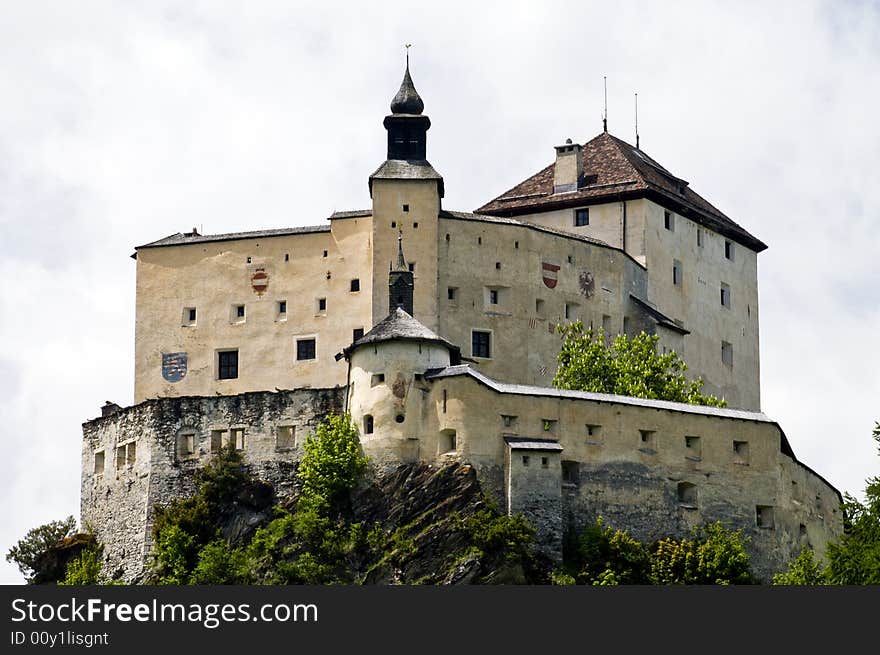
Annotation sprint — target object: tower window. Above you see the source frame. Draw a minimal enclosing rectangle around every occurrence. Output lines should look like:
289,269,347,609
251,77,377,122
413,222,418,228
188,308,197,322
364,415,374,434
284,253,290,261
575,208,590,226
317,298,327,312
722,340,733,366
296,338,317,361
664,211,674,231
721,283,731,308
697,229,704,248
218,350,239,380
183,307,197,326
323,250,328,258
353,328,364,341
391,221,396,228
673,260,682,286
472,330,491,358
350,279,360,292
94,451,105,475
495,262,501,269
402,204,409,212
408,262,415,272
725,240,734,260
489,289,499,305
448,287,457,301
277,300,287,315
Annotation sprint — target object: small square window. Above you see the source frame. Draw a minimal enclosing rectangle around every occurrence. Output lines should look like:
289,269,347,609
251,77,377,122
586,424,601,441
541,456,549,468
210,430,226,454
472,330,491,358
231,304,246,322
284,253,290,261
664,211,674,231
756,505,775,529
364,415,374,434
678,482,698,506
353,328,364,341
448,287,457,301
276,425,295,450
495,262,501,269
501,414,517,428
371,373,385,386
564,303,577,320
562,460,579,485
489,289,499,305
733,440,750,465
685,435,702,459
323,249,328,258
575,208,590,226
413,222,419,228
278,300,287,315
183,307,197,326
391,221,397,228
408,262,415,272
317,298,327,312
536,299,545,315
402,204,409,212
639,430,656,451
296,338,316,361
188,308,197,322
218,350,239,380
522,455,530,467
542,419,557,433
350,279,360,292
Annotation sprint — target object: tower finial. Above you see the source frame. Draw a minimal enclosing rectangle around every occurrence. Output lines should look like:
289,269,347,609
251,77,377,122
635,92,639,149
603,76,608,133
405,43,411,69
395,230,407,271
390,49,424,115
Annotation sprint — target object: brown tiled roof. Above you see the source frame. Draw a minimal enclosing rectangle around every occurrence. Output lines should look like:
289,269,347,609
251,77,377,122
476,132,767,252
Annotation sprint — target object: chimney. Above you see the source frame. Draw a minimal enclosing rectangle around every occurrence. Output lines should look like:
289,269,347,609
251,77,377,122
553,138,583,194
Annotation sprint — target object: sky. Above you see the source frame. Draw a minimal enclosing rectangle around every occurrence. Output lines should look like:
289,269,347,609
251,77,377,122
1,1,878,584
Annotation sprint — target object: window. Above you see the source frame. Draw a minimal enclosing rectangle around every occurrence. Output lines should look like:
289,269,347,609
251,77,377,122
183,307,196,326
284,253,289,261
439,429,456,453
536,299,545,315
363,415,374,434
685,435,702,459
448,287,457,301
218,350,239,380
678,482,698,507
126,442,136,466
565,303,577,321
664,211,674,231
176,430,197,460
575,208,590,226
673,260,682,286
522,455,530,467
277,300,287,320
94,451,105,475
733,440,750,465
371,373,385,386
402,204,409,212
542,419,557,434
562,461,579,485
391,221,396,228
231,428,245,451
276,426,295,450
442,389,447,413
478,236,482,245
413,221,418,228
296,338,316,361
317,298,327,313
756,505,775,529
639,429,656,450
602,314,612,335
489,289,499,305
472,330,491,358
720,283,731,308
349,279,361,292
210,430,226,454
501,414,517,428
514,241,519,249
231,304,246,323
323,249,328,257
725,240,734,260
353,327,364,341
541,456,549,468
721,340,733,366
408,262,415,273
697,229,704,247
586,424,601,437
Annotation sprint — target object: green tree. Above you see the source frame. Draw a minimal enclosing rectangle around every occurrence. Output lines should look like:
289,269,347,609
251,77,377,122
573,517,651,585
298,412,368,507
772,548,829,586
825,421,880,585
60,545,105,586
553,322,726,407
649,522,755,585
5,516,77,584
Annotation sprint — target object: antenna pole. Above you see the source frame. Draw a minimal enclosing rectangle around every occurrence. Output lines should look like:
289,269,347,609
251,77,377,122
635,92,639,149
603,76,608,133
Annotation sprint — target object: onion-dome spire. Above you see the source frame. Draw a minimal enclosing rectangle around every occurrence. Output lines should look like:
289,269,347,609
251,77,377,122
390,51,424,115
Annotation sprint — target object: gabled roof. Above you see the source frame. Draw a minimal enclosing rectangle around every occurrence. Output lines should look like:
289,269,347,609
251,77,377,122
343,307,461,363
476,132,767,253
135,225,330,250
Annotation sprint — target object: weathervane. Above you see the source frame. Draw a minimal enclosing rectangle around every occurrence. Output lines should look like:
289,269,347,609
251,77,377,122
405,43,412,67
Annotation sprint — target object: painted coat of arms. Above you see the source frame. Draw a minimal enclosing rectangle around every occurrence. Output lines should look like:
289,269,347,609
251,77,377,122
162,352,187,382
541,261,560,288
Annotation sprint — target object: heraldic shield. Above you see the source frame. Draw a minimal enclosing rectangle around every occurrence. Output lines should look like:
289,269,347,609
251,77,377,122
162,352,187,382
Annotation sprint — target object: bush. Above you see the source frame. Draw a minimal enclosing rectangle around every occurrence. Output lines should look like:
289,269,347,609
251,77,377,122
650,522,754,585
772,548,828,585
298,413,367,507
6,516,77,584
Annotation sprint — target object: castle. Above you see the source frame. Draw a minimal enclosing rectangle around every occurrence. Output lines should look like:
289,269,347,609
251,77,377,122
81,62,842,582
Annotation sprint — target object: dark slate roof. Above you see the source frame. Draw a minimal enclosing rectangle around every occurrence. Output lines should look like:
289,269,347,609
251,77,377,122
344,307,461,362
476,132,767,253
369,159,445,198
504,437,564,452
328,209,372,220
390,65,425,115
135,225,330,250
629,294,690,335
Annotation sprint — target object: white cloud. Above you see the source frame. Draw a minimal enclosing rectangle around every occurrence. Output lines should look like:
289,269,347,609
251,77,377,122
1,0,878,583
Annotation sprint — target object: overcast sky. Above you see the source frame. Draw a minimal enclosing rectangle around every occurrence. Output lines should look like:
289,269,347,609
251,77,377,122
1,1,878,584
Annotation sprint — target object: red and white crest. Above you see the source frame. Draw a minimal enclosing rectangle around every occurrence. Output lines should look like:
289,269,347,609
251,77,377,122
542,262,560,288
251,268,269,296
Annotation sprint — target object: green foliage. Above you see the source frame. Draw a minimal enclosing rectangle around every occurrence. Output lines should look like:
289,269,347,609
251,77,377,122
298,413,368,507
553,322,726,407
574,517,651,585
60,545,105,586
463,509,535,556
650,522,754,585
550,570,576,585
772,548,829,586
826,421,880,585
5,516,77,584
